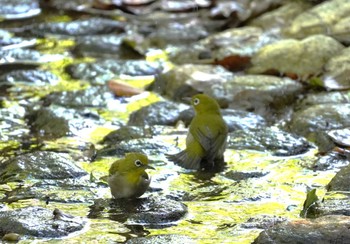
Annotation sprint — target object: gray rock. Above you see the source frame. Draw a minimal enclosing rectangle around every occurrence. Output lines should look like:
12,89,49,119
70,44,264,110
27,105,103,139
126,234,194,244
249,2,312,31
3,179,97,204
289,104,350,148
27,106,70,138
0,151,87,182
101,126,154,144
327,164,350,191
99,138,176,157
66,59,163,85
224,171,267,182
0,48,62,65
0,69,59,86
227,127,312,156
0,29,36,50
285,0,350,39
322,47,350,90
253,215,350,244
0,0,40,20
249,35,344,78
0,206,86,237
0,104,28,142
74,34,142,59
298,91,350,108
240,215,287,229
29,17,125,37
314,192,350,217
179,108,267,132
327,128,350,147
169,26,278,67
312,152,349,171
149,64,234,104
226,75,303,119
43,86,114,108
90,196,187,228
128,101,189,126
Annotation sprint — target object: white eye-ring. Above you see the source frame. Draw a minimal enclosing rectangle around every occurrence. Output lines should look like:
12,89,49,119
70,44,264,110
134,160,143,167
193,98,200,105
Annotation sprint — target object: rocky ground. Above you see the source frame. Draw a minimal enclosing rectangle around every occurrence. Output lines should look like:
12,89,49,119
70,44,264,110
0,0,350,243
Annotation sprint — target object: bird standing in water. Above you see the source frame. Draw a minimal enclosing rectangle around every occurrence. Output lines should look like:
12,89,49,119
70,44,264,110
108,152,154,199
167,94,228,170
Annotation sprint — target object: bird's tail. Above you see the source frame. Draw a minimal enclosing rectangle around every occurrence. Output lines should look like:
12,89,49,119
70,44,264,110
166,150,202,170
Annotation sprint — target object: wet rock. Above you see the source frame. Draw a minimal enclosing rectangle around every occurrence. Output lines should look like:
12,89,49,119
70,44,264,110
0,104,28,141
313,192,350,217
179,108,267,132
226,75,302,119
249,2,312,31
99,138,176,157
249,35,344,78
152,68,302,120
227,127,313,156
332,16,350,43
0,29,36,50
101,126,154,144
128,101,189,126
327,128,350,148
40,0,92,11
126,21,208,52
327,164,350,191
0,206,86,237
126,234,194,244
0,151,87,183
3,179,96,204
298,91,350,108
0,69,59,86
27,106,69,138
253,215,350,244
66,60,163,85
169,26,278,69
43,86,114,108
0,0,41,20
322,47,350,90
312,152,349,171
285,0,350,39
240,215,287,229
73,34,142,59
149,64,234,103
89,196,187,227
224,171,267,182
29,17,125,37
289,104,350,148
27,105,104,139
0,48,63,65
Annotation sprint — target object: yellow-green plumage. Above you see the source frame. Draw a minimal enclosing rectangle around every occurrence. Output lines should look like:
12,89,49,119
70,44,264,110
108,152,154,199
167,94,228,170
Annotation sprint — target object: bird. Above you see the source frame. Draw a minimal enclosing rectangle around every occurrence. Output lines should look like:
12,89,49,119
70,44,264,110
167,94,228,170
108,152,154,199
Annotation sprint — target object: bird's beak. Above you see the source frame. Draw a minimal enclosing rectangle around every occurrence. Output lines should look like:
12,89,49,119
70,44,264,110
145,165,155,170
182,97,191,103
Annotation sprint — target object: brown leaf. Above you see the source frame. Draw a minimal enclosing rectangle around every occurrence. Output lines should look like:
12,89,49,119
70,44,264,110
214,55,251,71
108,79,144,97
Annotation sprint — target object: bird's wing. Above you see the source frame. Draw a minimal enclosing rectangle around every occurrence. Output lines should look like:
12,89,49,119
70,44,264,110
194,124,227,159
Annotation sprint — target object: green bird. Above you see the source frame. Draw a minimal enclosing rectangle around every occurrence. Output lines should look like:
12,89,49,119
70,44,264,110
167,94,228,170
108,152,154,199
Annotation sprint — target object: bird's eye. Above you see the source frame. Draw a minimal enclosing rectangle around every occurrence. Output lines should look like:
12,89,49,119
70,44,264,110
134,160,143,167
193,98,200,105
